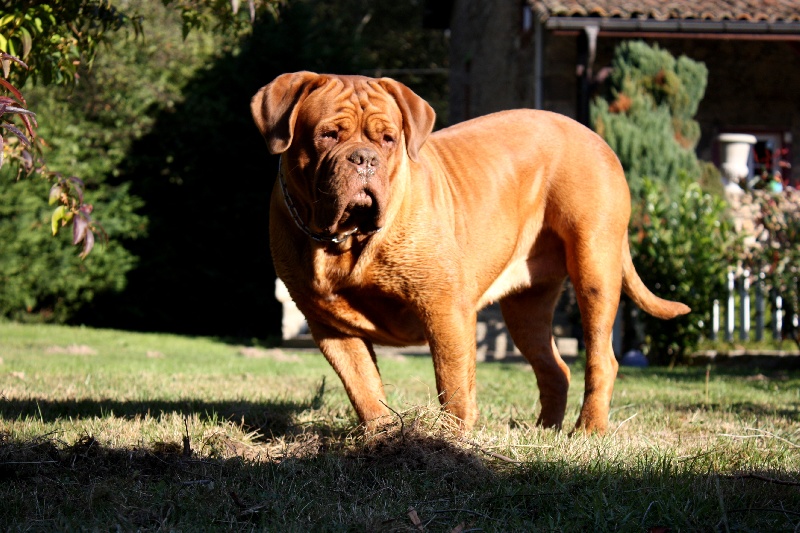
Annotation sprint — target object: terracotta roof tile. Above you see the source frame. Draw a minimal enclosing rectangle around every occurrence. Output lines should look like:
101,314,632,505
533,0,800,23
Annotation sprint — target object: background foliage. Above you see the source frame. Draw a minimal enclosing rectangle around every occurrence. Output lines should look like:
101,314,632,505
0,0,219,324
742,191,800,347
0,0,281,86
628,174,740,363
591,41,736,363
1,0,449,337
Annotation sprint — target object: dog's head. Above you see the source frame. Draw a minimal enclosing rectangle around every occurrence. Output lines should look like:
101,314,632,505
251,72,435,240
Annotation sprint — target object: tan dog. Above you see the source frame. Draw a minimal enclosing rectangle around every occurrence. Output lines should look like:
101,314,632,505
251,72,689,433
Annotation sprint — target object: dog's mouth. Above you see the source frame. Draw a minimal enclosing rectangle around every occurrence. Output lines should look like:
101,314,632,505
316,187,384,239
338,190,380,231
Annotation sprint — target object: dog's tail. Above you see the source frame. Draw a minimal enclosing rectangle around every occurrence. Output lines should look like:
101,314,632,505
621,237,691,320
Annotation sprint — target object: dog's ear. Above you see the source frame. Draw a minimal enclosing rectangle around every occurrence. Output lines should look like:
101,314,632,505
377,78,436,162
251,71,323,154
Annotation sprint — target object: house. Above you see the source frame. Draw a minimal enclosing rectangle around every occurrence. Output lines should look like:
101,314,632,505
431,0,800,188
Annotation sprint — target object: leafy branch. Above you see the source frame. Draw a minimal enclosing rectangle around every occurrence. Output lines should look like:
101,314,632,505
0,53,103,257
1,0,284,86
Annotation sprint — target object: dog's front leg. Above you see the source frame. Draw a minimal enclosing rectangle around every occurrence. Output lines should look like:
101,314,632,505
425,307,480,430
307,320,391,430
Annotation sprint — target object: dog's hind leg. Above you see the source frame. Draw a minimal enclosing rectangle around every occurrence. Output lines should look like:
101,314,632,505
565,241,623,434
308,320,391,430
500,279,570,429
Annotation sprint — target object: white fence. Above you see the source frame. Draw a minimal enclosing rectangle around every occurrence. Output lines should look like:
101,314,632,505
711,270,799,342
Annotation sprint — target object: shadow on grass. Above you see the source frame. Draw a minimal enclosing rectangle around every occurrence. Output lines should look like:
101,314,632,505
0,396,324,439
2,423,800,531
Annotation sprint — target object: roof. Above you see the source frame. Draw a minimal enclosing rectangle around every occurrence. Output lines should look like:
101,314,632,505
532,0,800,22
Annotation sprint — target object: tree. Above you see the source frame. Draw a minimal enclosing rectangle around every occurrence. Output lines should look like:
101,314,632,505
74,0,449,338
0,0,278,321
1,0,281,86
1,0,282,251
591,41,707,199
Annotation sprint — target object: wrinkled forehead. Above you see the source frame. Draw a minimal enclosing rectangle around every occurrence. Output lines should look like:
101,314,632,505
299,76,402,126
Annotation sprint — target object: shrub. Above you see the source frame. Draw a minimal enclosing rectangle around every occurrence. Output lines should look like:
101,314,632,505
629,173,740,363
742,191,800,347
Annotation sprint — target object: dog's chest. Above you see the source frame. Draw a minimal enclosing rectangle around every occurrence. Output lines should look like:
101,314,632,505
302,250,427,346
308,287,427,346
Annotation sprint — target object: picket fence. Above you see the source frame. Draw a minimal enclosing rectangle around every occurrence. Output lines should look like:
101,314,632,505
711,270,799,342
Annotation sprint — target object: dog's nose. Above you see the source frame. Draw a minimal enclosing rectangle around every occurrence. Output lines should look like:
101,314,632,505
347,148,379,169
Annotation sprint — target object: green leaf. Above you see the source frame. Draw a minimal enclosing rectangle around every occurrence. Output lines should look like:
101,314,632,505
19,27,32,59
51,205,67,235
48,184,62,205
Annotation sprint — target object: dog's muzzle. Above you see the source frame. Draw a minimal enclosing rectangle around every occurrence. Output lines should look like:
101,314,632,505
313,145,387,238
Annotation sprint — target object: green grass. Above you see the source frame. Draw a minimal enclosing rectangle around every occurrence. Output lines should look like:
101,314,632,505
1,321,799,531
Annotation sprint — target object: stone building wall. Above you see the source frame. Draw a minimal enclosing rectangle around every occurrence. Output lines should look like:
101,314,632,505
449,0,534,122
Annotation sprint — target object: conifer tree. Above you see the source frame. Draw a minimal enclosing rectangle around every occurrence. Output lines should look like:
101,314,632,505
591,41,708,199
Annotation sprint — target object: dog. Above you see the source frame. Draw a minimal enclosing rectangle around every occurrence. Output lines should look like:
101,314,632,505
251,72,690,433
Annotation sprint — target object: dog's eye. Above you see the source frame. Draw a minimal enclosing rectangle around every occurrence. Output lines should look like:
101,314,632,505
382,133,395,148
320,130,339,142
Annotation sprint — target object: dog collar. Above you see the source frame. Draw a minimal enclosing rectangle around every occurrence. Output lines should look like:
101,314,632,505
277,158,380,244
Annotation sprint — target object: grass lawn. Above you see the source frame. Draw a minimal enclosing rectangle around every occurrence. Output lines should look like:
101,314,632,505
1,321,799,531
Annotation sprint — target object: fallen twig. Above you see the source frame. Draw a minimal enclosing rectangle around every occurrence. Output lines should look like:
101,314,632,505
230,491,248,509
432,508,499,521
379,400,405,443
0,460,58,465
727,507,800,518
180,479,213,486
480,444,553,449
611,412,638,437
719,428,800,448
460,438,521,463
